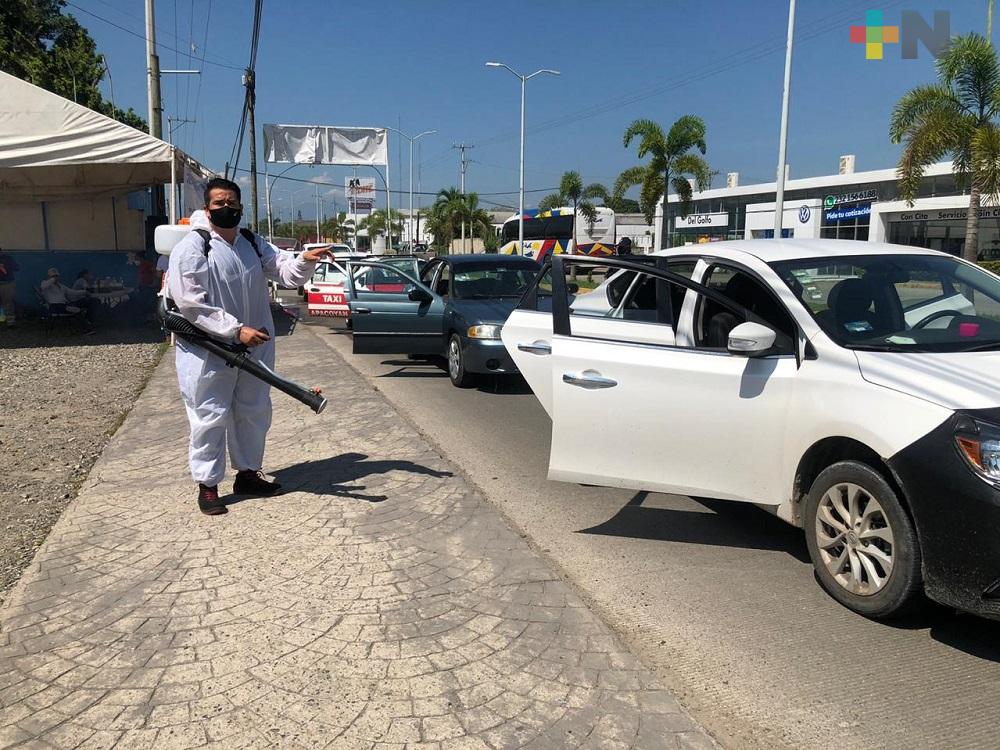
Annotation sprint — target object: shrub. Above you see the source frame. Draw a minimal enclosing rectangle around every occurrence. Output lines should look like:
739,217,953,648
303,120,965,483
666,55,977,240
978,261,1000,276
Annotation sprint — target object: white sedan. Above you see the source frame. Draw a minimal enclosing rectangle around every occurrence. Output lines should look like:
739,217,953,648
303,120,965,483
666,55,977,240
502,239,1000,621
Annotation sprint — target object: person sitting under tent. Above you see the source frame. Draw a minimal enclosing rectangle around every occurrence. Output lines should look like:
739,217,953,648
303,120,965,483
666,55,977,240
39,267,98,330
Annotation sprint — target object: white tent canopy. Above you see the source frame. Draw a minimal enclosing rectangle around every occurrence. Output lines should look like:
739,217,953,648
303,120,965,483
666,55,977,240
0,70,210,217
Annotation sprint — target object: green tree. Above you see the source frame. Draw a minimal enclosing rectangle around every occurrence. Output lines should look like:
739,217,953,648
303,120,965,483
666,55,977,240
427,189,493,252
0,0,148,131
538,171,607,250
359,209,404,250
890,33,1000,262
613,115,711,247
554,182,642,214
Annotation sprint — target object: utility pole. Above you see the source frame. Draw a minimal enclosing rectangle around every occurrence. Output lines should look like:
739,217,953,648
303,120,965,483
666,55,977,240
454,143,473,252
145,0,164,216
989,0,995,39
244,70,259,232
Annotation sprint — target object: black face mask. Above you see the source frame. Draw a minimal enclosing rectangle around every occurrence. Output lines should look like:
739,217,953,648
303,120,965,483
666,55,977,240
208,206,242,229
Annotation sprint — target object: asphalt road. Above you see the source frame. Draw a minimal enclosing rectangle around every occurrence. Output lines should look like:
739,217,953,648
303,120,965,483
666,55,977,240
290,298,1000,750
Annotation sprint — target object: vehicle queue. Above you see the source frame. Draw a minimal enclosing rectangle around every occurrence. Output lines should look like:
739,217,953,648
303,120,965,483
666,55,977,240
303,236,1000,625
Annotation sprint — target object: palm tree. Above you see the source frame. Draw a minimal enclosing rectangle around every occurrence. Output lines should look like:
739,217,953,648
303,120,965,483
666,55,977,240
425,188,461,251
613,115,711,248
427,188,493,252
890,33,1000,263
359,209,403,251
538,171,607,251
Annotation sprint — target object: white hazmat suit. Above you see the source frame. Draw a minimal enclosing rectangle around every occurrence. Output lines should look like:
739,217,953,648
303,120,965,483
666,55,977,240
167,213,316,486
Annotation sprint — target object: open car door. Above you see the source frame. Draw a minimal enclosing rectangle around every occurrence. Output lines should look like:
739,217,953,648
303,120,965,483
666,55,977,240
305,260,351,318
346,260,445,355
506,254,799,503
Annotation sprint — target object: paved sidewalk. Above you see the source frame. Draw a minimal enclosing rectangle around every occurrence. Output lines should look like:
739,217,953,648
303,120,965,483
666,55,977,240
0,323,716,750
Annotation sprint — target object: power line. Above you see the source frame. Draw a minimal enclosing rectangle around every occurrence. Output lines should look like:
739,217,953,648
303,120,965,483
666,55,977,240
65,1,244,70
227,166,557,197
188,0,212,155
225,0,262,178
79,0,230,58
419,0,899,171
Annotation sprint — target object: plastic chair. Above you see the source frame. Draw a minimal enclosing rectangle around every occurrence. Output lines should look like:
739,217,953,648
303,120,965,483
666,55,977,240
34,287,86,333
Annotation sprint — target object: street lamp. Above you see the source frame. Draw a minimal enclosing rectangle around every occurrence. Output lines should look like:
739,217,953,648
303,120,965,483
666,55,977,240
265,163,298,238
288,186,312,239
486,62,560,253
387,127,436,251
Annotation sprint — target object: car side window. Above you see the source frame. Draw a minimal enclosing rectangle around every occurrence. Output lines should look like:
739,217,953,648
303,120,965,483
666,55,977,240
348,263,416,296
552,259,689,347
620,264,694,325
420,261,438,286
605,271,637,309
695,265,796,353
434,264,450,298
314,262,346,285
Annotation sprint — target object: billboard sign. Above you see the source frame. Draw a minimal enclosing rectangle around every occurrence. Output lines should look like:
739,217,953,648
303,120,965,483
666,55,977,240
347,177,376,214
263,124,388,166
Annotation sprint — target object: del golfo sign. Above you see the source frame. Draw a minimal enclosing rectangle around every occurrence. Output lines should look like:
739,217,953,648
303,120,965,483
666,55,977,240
674,212,729,229
895,207,1000,222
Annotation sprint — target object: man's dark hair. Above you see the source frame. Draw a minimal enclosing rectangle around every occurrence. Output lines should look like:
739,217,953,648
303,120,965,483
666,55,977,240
204,177,241,205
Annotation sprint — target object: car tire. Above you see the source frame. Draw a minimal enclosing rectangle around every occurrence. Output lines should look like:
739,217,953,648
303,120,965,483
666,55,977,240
804,460,923,619
447,333,476,388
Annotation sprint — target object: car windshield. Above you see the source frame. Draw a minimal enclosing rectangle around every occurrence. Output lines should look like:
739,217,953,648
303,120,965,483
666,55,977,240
770,254,1000,352
452,263,538,299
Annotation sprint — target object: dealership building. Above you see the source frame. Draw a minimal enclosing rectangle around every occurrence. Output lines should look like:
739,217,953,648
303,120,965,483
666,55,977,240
654,159,1000,259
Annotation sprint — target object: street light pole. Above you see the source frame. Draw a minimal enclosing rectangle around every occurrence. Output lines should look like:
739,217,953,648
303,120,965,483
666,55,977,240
486,62,560,254
266,164,297,238
387,127,437,251
773,0,796,237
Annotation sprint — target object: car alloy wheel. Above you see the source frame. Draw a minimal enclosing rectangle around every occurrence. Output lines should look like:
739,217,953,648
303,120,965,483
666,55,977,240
815,482,894,596
804,460,922,619
447,333,475,388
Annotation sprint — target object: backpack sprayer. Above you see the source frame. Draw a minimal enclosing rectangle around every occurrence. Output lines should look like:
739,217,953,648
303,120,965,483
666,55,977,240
154,223,327,414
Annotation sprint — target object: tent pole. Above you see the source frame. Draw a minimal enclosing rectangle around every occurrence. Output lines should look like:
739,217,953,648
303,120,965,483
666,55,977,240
169,147,177,223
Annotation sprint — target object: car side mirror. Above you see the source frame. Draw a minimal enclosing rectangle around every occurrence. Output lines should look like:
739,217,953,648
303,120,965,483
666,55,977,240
567,282,579,294
727,322,776,357
408,287,433,303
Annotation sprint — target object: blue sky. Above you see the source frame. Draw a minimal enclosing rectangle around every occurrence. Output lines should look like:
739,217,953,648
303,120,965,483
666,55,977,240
71,0,987,217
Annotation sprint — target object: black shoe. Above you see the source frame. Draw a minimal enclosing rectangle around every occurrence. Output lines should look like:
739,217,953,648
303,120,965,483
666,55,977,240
198,484,228,515
233,470,282,497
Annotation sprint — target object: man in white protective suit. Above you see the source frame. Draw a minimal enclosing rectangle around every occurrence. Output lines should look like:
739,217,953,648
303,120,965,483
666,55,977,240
167,177,332,515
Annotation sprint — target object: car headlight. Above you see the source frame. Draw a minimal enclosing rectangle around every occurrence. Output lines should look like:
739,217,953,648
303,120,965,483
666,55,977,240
955,419,1000,482
467,324,502,340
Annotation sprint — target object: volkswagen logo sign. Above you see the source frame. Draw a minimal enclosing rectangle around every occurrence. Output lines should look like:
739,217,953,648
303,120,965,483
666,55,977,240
798,205,811,223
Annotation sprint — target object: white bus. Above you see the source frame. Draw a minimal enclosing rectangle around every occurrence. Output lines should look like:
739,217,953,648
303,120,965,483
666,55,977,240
499,206,616,260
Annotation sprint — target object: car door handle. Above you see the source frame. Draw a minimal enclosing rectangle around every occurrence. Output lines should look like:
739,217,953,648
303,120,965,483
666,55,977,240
517,342,551,355
353,307,372,314
562,371,618,389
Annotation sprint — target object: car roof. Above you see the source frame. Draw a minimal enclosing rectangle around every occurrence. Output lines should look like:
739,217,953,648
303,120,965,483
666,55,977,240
445,254,539,267
654,239,952,264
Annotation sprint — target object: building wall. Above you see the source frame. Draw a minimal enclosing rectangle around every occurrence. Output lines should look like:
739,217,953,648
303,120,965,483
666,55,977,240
744,199,823,239
654,163,963,251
